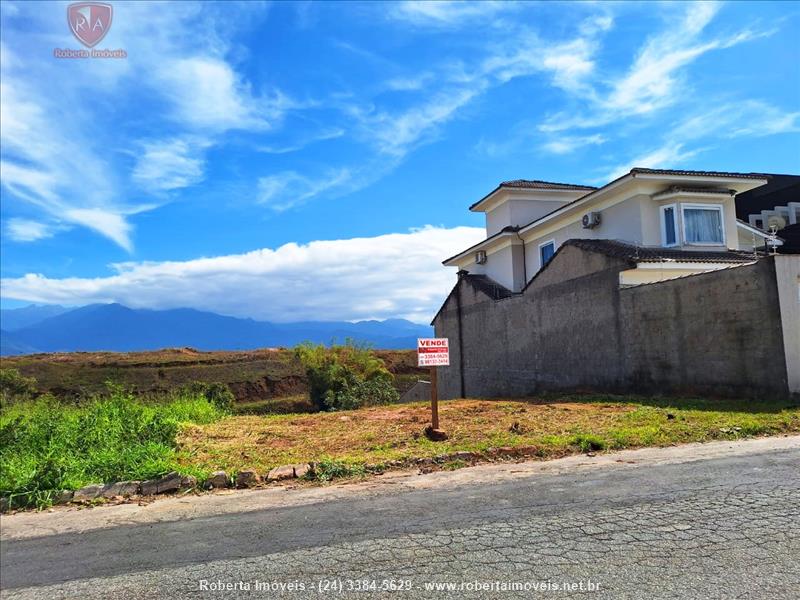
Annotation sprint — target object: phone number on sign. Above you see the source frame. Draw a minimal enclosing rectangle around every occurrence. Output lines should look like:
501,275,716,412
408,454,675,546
317,579,413,593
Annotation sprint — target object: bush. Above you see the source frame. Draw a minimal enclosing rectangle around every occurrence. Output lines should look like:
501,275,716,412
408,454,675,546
295,340,399,411
0,368,37,406
0,389,225,508
180,381,234,412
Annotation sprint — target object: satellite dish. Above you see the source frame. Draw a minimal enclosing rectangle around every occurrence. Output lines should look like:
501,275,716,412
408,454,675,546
767,215,786,231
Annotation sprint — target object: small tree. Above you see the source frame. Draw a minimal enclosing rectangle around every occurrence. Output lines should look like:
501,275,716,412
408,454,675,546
295,340,399,411
0,368,38,406
181,381,235,412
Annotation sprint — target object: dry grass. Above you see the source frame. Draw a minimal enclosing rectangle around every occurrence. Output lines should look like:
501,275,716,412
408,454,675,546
177,395,800,475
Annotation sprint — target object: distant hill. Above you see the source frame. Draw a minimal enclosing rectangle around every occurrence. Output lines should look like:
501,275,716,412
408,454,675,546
1,304,70,331
0,329,40,356
0,304,432,355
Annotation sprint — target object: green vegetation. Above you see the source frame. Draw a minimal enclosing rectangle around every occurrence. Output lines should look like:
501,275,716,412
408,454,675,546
179,381,235,412
310,459,368,482
0,388,225,509
0,368,38,406
1,348,422,412
295,341,399,411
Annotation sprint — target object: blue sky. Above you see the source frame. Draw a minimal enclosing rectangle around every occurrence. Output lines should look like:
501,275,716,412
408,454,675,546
1,1,799,322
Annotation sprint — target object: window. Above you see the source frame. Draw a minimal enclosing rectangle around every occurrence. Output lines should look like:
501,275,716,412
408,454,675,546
660,204,678,247
539,240,556,269
681,204,725,245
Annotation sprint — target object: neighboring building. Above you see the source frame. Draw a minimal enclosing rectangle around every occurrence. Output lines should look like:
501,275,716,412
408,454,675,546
736,174,800,254
433,168,800,399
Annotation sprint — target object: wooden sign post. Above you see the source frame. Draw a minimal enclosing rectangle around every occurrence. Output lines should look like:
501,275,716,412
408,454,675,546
429,366,439,430
417,338,448,440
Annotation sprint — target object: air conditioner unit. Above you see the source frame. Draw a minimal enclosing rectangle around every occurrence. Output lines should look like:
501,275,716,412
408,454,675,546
582,211,601,229
475,250,487,264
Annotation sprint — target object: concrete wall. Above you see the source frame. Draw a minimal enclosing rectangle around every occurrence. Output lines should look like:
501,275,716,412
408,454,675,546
434,246,791,399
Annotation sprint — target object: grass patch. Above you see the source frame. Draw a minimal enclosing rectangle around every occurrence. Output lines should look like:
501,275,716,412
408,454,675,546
0,390,226,508
311,459,368,482
178,395,800,480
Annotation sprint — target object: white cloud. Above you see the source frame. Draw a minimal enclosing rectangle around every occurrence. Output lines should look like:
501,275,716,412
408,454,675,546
390,1,519,27
132,137,210,192
540,3,776,133
541,134,607,155
0,69,130,248
61,208,136,253
256,128,345,154
0,226,486,323
0,3,286,249
601,142,701,183
385,73,436,92
360,87,482,158
257,169,353,211
674,100,800,140
604,2,722,115
154,57,279,132
596,99,799,183
5,218,55,242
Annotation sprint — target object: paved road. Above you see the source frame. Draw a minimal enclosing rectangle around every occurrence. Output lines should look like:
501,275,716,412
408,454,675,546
2,440,799,599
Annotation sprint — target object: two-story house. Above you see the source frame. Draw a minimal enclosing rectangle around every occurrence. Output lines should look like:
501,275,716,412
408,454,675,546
444,168,780,290
433,168,799,400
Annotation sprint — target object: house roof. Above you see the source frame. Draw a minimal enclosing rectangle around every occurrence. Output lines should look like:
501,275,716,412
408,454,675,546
652,186,735,198
499,179,597,191
442,225,520,265
469,180,596,211
460,273,516,300
564,239,758,264
629,168,769,179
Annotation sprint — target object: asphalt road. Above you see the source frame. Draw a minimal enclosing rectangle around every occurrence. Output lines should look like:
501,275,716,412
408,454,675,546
2,440,799,599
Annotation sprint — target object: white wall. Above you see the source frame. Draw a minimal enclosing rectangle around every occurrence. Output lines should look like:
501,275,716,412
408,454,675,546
484,191,583,236
523,195,646,274
775,255,800,393
484,243,526,291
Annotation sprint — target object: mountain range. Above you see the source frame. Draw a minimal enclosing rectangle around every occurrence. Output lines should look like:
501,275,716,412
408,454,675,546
0,304,432,355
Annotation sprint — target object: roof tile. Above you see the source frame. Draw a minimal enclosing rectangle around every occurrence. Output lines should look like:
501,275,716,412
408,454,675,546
565,239,758,264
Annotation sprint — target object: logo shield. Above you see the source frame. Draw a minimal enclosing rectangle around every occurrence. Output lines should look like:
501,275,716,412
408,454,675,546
68,3,113,48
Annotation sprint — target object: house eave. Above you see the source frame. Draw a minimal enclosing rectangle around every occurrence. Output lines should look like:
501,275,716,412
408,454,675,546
442,229,520,266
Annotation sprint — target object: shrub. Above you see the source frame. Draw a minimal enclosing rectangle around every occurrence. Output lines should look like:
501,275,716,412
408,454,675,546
0,368,37,406
180,381,234,412
295,340,399,411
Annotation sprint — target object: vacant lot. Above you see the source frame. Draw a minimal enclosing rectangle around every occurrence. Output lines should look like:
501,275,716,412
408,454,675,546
1,348,423,408
178,395,800,475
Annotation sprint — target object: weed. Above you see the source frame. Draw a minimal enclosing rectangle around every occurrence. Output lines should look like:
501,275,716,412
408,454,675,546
0,390,224,509
310,459,367,482
569,434,606,453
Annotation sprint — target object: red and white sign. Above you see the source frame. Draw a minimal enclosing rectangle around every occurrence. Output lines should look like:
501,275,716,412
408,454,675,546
417,338,449,367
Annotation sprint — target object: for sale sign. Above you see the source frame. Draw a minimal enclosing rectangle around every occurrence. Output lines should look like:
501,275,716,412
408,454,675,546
417,338,449,367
